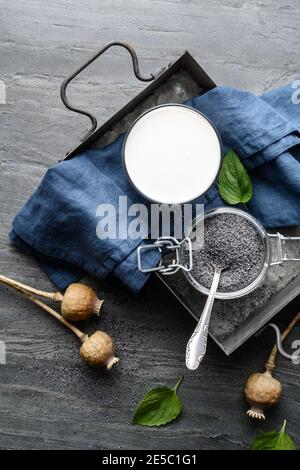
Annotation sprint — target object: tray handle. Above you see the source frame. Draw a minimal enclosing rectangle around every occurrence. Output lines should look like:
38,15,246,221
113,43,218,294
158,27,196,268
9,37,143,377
256,323,296,361
60,42,155,142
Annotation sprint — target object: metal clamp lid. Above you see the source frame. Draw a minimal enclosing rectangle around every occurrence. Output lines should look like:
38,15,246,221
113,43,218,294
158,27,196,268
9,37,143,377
268,232,300,266
137,236,193,275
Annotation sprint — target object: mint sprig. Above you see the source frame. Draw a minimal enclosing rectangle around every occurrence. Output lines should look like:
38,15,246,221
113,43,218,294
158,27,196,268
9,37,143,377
133,376,183,427
251,419,297,450
218,149,252,205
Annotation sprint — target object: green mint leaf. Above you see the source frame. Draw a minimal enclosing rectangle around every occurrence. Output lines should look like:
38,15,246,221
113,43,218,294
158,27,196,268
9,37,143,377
133,376,183,427
218,149,252,204
251,420,297,450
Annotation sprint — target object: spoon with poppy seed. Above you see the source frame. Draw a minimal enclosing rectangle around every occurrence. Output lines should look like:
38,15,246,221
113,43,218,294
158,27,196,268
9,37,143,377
186,261,231,370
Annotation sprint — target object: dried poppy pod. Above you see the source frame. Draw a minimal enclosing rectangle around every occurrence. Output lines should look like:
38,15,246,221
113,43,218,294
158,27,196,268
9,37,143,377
244,370,282,420
80,331,119,369
0,281,119,370
244,311,300,420
0,275,103,322
61,283,103,321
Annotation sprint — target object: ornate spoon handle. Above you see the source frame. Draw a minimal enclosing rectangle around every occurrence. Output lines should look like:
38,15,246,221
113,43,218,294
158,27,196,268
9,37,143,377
185,266,222,370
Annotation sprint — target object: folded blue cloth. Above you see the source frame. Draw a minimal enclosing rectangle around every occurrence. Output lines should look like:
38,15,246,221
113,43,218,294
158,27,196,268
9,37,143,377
10,83,300,294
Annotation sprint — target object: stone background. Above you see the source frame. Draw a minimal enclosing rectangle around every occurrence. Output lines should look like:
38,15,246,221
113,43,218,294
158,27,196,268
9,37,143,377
0,0,299,450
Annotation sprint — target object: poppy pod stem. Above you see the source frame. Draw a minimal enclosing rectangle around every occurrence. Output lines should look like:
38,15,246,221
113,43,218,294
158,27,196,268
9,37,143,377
0,274,63,301
14,288,87,342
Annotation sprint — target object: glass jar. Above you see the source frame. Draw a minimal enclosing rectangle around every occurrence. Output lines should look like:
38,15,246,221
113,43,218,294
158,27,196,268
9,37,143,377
138,207,300,300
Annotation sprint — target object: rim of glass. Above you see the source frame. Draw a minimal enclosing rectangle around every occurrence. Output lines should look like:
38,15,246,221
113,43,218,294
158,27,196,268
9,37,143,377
122,103,223,204
182,207,271,300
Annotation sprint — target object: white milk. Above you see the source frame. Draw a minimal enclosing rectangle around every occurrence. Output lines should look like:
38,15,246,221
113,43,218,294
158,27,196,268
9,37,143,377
123,105,221,204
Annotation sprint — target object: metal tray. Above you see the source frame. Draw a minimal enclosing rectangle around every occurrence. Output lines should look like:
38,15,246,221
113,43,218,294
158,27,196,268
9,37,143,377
60,42,300,355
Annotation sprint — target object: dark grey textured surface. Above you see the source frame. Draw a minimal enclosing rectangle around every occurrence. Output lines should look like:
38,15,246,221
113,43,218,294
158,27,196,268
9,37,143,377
0,0,300,450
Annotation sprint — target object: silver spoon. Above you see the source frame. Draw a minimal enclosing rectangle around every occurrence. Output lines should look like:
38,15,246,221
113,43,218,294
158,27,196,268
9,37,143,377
185,263,227,370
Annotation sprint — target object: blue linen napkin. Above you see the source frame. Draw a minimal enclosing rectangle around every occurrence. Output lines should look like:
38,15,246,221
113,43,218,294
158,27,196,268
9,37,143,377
10,82,300,294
